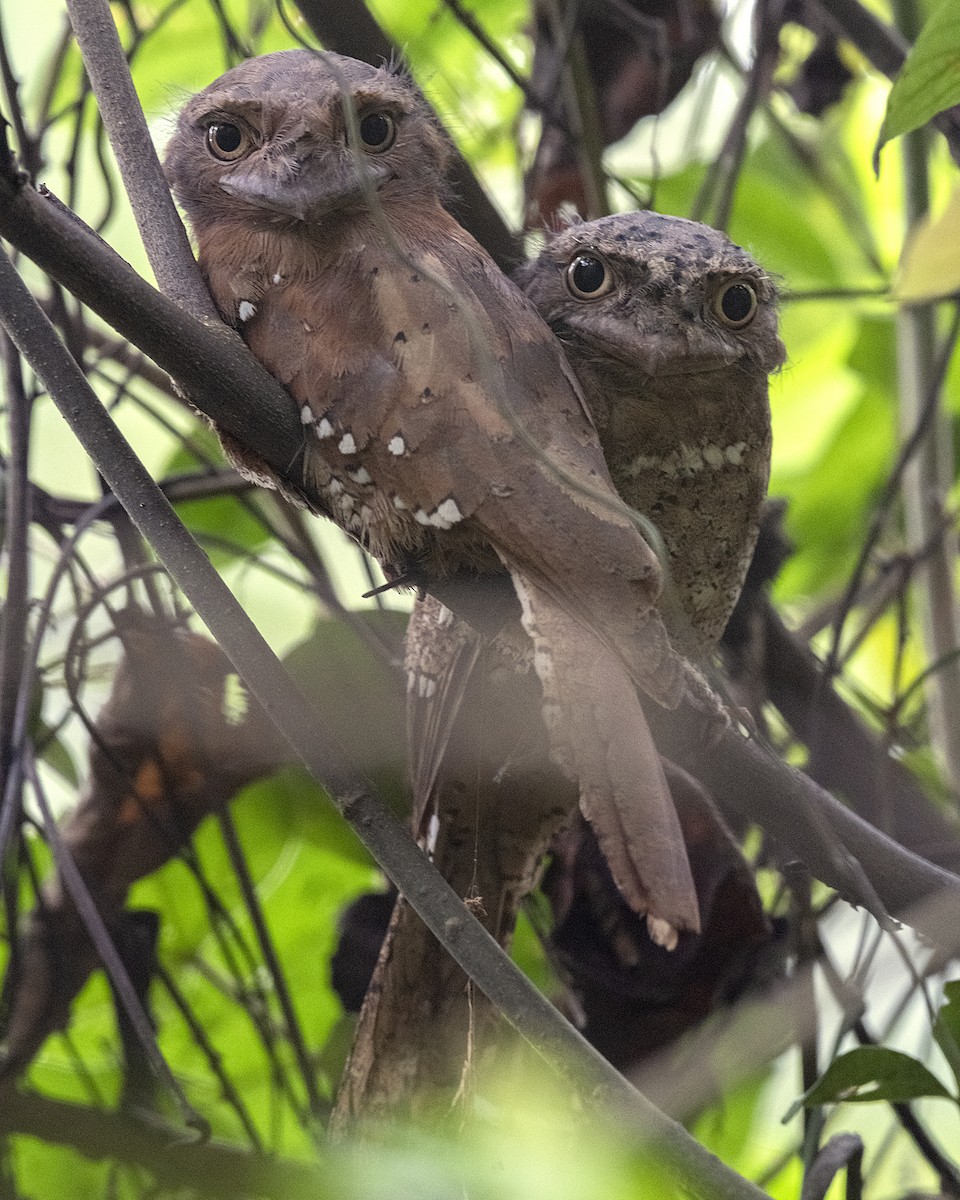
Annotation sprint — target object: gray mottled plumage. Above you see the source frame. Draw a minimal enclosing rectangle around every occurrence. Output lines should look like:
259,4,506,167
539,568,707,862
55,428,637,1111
515,212,783,650
165,50,700,938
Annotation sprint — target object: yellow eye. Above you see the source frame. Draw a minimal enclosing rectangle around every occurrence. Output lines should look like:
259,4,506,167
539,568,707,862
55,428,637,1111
713,281,758,328
358,111,396,153
206,122,249,162
565,254,614,300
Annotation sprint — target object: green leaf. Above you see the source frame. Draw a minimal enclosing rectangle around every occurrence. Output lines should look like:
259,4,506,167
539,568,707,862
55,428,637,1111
802,1046,954,1106
284,610,410,815
896,189,960,303
35,724,80,788
876,0,960,165
162,425,271,566
933,979,960,1096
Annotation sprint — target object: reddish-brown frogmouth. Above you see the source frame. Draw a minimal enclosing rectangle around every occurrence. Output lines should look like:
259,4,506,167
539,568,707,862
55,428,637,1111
166,50,706,942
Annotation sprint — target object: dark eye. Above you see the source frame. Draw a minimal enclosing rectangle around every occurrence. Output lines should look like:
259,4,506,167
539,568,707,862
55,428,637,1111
714,281,758,328
358,111,396,153
206,122,248,161
565,254,614,300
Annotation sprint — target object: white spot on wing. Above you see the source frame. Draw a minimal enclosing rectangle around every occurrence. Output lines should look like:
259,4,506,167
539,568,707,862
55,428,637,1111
349,467,372,485
328,478,344,495
387,435,405,456
678,444,704,475
533,648,553,681
316,418,334,439
725,441,747,465
272,272,283,285
702,443,724,468
647,916,679,951
425,813,440,854
300,404,313,425
413,509,431,525
238,300,256,322
432,498,463,528
393,495,408,510
338,433,357,455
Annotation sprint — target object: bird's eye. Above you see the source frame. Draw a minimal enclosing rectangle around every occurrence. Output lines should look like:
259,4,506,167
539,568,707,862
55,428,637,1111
358,111,396,153
565,254,614,300
713,281,758,328
206,122,248,162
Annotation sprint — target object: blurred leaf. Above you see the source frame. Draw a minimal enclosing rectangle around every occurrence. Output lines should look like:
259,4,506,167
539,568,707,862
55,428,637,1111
933,979,960,1095
34,723,80,788
284,609,409,815
897,189,960,302
802,1046,954,1106
876,0,960,165
163,425,270,566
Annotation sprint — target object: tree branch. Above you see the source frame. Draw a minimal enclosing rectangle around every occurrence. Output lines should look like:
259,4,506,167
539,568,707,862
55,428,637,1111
63,0,217,319
0,1085,327,1199
0,143,306,489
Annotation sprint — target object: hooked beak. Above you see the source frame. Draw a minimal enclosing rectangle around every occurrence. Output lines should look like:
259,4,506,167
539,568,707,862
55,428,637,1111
565,313,741,376
219,155,395,223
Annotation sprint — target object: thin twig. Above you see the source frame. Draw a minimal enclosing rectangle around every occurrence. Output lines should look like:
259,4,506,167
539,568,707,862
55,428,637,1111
0,337,31,812
64,0,217,319
216,809,324,1121
25,751,207,1135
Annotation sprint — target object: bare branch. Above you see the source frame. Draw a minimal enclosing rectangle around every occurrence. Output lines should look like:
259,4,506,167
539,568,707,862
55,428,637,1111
64,0,216,319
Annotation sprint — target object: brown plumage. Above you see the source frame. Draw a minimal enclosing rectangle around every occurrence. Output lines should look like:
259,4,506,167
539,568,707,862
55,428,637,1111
406,212,782,922
166,50,703,940
336,213,782,1120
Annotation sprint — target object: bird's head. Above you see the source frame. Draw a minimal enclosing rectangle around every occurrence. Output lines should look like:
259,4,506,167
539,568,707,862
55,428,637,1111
515,212,785,380
165,50,452,237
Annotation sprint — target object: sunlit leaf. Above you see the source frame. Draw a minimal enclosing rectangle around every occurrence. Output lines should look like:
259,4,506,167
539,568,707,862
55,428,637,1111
876,0,960,165
896,189,960,302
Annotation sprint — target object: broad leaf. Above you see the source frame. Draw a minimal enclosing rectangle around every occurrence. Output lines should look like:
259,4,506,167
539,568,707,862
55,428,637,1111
803,1046,954,1106
876,0,960,165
